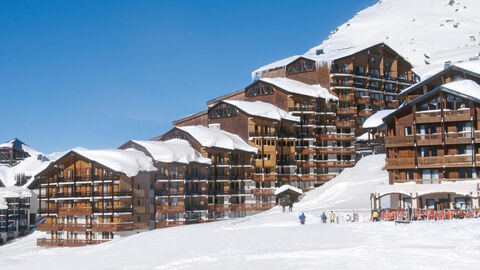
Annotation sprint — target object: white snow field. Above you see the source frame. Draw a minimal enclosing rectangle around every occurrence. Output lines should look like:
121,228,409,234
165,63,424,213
253,0,480,78
1,154,480,269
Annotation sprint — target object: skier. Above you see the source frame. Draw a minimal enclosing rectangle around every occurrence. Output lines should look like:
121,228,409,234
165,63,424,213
321,212,327,223
329,211,336,223
299,212,306,225
372,210,380,222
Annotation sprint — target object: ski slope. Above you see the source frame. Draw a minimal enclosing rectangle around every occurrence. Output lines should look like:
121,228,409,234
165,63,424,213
253,0,480,78
2,154,480,269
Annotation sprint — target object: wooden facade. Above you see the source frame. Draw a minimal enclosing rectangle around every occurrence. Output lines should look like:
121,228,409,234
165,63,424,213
385,85,480,184
157,127,262,216
0,139,30,165
35,151,154,247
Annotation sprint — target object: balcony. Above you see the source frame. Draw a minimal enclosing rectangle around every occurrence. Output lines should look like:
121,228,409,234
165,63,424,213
252,174,277,181
37,223,62,231
357,96,370,105
297,160,316,167
252,189,276,197
91,223,134,232
418,155,473,168
249,131,277,138
385,158,415,169
337,94,355,102
444,109,471,122
299,147,317,155
318,174,337,182
156,220,185,228
415,111,441,123
319,133,355,141
337,107,356,115
63,223,88,232
331,81,353,89
358,109,373,117
288,106,315,112
416,134,442,146
330,68,353,75
318,147,356,155
336,120,356,128
386,100,400,108
299,174,317,181
317,160,355,168
37,238,88,247
277,174,299,181
58,207,92,217
372,99,385,106
385,136,414,147
445,132,472,145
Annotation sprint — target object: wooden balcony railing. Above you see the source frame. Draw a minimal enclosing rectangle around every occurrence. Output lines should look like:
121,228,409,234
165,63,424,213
252,189,275,197
444,109,471,122
252,174,278,181
58,207,92,217
416,134,442,146
415,111,442,123
336,120,356,128
357,97,370,105
358,109,373,117
337,94,355,102
337,107,356,115
91,223,134,232
156,220,185,228
318,147,356,155
418,155,473,168
37,223,62,231
445,132,472,144
297,160,316,167
299,147,317,155
317,174,337,182
385,136,414,147
373,99,385,106
156,205,185,214
385,158,415,169
319,134,355,141
318,160,355,168
386,100,400,108
37,238,88,247
300,174,317,181
63,223,88,232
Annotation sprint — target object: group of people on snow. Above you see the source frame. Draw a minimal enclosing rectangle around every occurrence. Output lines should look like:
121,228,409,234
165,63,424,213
279,195,294,213
298,211,338,225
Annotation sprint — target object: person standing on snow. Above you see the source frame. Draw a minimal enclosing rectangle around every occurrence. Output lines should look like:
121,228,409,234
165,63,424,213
299,212,306,225
321,212,327,223
329,211,336,223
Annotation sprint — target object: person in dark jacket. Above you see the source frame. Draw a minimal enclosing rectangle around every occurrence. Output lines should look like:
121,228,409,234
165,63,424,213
321,212,327,223
299,212,306,225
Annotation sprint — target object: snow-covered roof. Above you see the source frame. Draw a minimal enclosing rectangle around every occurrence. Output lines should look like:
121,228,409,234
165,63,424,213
259,77,338,102
356,132,374,142
0,186,32,199
384,80,480,122
442,79,480,100
274,184,303,196
399,60,480,98
177,126,257,153
362,110,395,129
130,139,211,165
222,100,299,122
51,148,157,178
253,0,480,79
374,182,480,198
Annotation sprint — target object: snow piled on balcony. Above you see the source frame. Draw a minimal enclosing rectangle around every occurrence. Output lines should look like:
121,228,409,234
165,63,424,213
0,140,51,188
177,125,258,153
131,139,211,165
253,0,480,79
223,100,299,122
260,77,338,102
362,109,395,129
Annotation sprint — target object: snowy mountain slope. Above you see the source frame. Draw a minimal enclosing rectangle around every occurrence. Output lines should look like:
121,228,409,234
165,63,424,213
296,154,388,211
253,0,480,78
0,140,51,187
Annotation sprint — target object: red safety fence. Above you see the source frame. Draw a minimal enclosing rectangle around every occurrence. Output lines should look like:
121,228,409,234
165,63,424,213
375,209,480,222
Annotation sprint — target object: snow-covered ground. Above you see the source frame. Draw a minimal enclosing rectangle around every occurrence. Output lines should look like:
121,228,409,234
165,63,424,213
2,154,479,269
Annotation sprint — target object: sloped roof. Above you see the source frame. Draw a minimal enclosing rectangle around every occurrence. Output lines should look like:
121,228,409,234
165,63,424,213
258,77,338,102
177,126,257,153
221,100,299,122
129,139,211,165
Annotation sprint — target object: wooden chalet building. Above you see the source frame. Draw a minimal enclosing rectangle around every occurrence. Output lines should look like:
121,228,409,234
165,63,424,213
155,125,263,215
119,139,211,228
207,100,299,204
377,79,480,211
34,148,157,247
252,43,418,136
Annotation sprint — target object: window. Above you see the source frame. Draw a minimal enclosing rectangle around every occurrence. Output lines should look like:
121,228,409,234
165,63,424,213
404,126,412,136
246,83,274,97
422,169,438,179
406,171,414,180
209,103,238,119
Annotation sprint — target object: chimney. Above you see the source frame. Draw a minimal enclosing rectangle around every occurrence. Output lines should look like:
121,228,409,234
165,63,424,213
208,123,221,130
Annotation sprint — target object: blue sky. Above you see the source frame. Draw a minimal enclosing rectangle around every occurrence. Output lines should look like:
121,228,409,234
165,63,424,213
0,0,377,154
